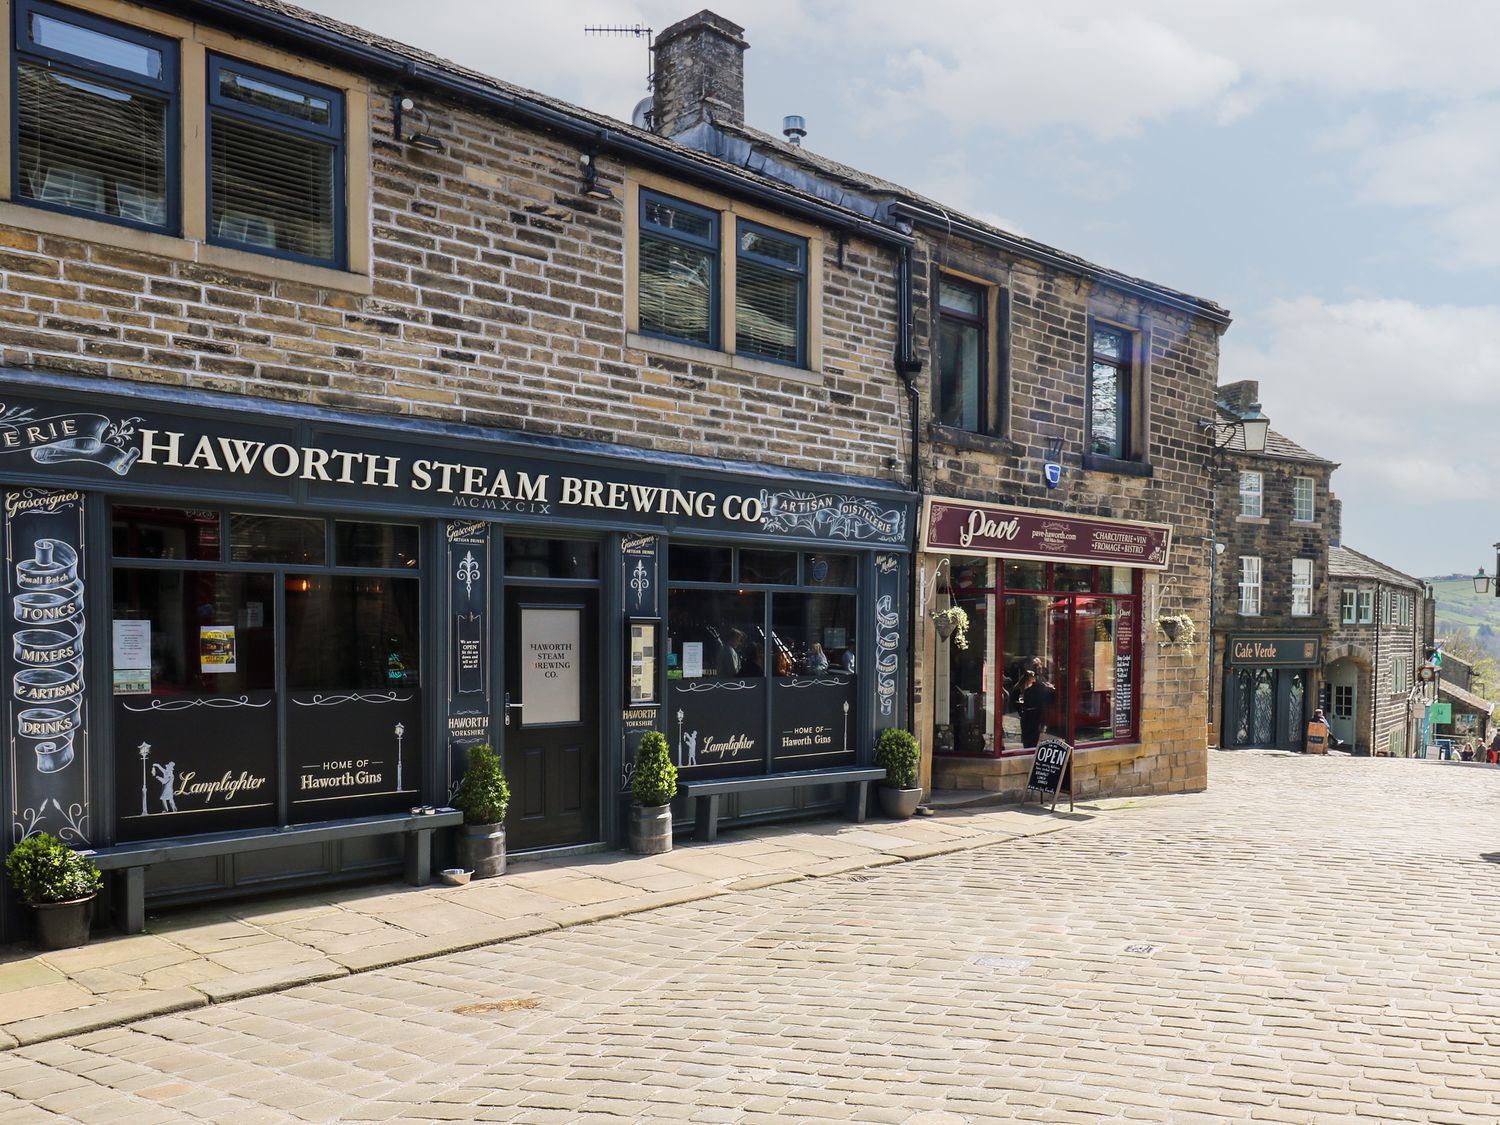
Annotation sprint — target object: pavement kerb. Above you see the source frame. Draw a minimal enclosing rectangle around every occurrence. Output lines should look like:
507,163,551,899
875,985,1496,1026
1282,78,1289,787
0,805,1096,1052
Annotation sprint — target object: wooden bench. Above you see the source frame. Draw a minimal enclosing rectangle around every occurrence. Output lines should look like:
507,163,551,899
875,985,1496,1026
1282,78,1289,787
84,810,463,935
678,767,887,842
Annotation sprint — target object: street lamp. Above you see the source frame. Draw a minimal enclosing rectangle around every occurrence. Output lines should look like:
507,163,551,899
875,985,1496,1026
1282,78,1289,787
1201,399,1274,746
1473,544,1500,594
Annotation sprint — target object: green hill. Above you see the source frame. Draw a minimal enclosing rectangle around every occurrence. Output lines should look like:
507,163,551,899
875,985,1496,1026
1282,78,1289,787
1427,573,1500,659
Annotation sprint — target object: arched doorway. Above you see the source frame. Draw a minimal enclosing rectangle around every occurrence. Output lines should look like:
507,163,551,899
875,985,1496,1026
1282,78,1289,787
1326,658,1360,748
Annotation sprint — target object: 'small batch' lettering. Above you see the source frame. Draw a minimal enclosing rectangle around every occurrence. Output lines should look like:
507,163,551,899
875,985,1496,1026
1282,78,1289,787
136,430,766,522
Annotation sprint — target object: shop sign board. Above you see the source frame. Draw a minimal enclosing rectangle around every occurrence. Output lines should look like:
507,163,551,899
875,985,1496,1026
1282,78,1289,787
1025,737,1074,812
446,521,491,797
770,675,857,770
1225,634,1321,667
922,498,1171,569
0,380,910,546
1432,702,1453,725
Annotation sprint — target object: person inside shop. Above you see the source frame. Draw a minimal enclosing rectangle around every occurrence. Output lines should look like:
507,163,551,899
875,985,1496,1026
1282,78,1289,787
807,642,829,675
717,628,745,677
842,644,856,673
1016,656,1056,748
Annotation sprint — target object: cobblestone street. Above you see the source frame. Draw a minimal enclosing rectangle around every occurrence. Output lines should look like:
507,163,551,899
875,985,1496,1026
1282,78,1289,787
4,751,1500,1123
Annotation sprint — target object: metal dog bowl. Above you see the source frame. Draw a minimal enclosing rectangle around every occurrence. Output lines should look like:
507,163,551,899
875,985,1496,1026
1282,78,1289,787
439,868,473,887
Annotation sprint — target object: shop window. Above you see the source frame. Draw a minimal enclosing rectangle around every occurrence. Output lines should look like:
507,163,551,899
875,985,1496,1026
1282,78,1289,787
740,548,797,585
228,512,326,565
667,543,732,584
1088,321,1134,460
935,277,993,434
668,590,766,679
207,55,343,266
112,506,220,560
13,0,178,232
1293,476,1315,522
503,536,598,579
335,521,419,569
805,552,855,587
770,592,855,676
638,190,719,348
1239,471,1263,518
736,220,807,367
936,557,1140,756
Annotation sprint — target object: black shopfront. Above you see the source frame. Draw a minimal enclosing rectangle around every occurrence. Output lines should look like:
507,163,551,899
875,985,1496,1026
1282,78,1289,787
0,372,912,936
1220,633,1321,751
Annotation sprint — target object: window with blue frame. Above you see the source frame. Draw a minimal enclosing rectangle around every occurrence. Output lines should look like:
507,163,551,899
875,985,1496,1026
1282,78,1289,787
638,190,719,348
735,220,806,366
207,55,344,267
12,0,179,232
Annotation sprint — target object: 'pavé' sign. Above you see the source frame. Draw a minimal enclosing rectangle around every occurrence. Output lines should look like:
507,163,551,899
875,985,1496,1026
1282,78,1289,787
922,499,1171,569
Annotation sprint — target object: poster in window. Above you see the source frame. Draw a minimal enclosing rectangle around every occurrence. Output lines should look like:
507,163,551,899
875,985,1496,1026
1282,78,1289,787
682,641,704,680
199,626,237,673
629,621,658,705
521,607,580,725
112,620,151,695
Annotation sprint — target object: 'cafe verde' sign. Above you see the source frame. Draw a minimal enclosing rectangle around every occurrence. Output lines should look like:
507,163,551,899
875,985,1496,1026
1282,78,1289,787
1226,635,1322,667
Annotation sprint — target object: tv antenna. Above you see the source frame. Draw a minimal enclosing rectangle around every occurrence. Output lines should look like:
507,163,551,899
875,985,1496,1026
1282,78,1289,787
584,24,655,92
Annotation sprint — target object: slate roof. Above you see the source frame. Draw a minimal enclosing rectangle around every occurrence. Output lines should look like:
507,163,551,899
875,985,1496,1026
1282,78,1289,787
1329,545,1425,590
1213,407,1335,466
200,0,1229,324
1438,677,1494,716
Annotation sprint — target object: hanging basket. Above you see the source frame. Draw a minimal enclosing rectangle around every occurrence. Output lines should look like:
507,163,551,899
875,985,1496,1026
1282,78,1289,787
933,613,956,641
931,607,970,650
1155,614,1196,646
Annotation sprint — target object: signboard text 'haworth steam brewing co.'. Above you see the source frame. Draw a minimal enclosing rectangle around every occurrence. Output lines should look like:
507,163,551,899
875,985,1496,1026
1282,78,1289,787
921,499,1172,569
0,385,909,544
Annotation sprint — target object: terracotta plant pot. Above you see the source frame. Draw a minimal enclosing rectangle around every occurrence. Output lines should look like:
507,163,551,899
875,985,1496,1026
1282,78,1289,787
629,803,673,854
877,785,922,819
457,823,506,879
32,896,93,950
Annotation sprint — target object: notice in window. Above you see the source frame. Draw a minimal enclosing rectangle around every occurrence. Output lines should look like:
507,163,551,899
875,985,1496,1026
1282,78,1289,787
682,641,704,680
200,626,237,674
112,620,151,695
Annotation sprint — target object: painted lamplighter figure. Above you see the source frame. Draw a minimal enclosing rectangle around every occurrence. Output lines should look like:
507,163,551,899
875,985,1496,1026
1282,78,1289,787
394,722,405,791
138,742,151,817
676,708,685,766
843,700,850,753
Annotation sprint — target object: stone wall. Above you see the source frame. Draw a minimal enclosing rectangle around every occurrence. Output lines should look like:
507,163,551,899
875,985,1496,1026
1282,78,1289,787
912,239,1225,800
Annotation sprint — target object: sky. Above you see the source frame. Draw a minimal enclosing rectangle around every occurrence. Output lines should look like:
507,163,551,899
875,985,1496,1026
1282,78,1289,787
300,0,1500,580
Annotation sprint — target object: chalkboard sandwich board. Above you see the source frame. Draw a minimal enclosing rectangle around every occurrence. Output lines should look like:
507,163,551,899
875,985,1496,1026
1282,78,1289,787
1026,737,1074,812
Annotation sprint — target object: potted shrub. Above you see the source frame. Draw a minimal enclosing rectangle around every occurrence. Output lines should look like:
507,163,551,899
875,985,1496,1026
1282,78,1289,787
5,832,102,950
931,606,969,649
629,730,678,854
453,743,510,879
874,727,922,819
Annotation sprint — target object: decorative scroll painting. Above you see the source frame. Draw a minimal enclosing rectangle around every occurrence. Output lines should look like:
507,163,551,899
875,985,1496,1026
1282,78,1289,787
6,488,90,844
874,554,903,726
446,521,491,798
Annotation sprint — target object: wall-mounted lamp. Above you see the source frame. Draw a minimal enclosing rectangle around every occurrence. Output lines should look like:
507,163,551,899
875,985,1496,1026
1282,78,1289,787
393,95,445,152
579,152,615,201
1198,401,1270,454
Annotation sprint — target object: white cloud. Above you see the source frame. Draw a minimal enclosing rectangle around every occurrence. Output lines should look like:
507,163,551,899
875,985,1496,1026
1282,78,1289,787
1224,296,1500,573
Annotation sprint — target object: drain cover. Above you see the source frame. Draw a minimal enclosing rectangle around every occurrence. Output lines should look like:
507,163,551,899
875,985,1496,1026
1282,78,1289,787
1124,944,1157,954
452,997,541,1015
972,956,1031,971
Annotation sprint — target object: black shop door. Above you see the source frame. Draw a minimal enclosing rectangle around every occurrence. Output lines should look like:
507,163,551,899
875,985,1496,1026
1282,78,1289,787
503,588,599,850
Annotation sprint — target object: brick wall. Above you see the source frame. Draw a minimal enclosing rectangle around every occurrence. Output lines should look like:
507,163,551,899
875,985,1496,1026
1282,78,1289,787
0,83,908,482
912,239,1224,800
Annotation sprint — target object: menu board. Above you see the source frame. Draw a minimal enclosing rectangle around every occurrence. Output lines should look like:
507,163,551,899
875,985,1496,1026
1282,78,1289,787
1113,602,1136,739
629,621,658,705
446,521,491,799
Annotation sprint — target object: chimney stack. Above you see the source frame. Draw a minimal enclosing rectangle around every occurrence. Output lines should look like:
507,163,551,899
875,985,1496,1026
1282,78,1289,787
1329,494,1342,548
652,11,748,138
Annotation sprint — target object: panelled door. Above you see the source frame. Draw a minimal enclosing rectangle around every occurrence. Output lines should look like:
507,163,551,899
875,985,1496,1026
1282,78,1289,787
503,587,599,850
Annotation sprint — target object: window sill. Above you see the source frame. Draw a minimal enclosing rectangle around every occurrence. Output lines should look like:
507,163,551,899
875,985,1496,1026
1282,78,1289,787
1291,519,1319,526
0,201,373,295
1080,453,1153,478
1235,515,1270,525
927,424,1018,456
626,332,821,384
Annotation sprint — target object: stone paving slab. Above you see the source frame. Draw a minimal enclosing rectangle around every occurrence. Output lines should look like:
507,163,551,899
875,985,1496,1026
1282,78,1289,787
0,798,1088,1050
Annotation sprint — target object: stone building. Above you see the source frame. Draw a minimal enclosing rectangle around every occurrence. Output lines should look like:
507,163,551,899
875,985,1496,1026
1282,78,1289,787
1209,380,1337,751
0,0,924,936
649,12,1232,803
1324,546,1430,755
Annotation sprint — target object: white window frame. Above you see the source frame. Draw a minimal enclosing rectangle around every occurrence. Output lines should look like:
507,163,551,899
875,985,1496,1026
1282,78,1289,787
1357,590,1373,624
1381,589,1390,625
1239,556,1262,615
1239,471,1263,518
1291,559,1313,617
1293,476,1315,522
1341,589,1356,624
